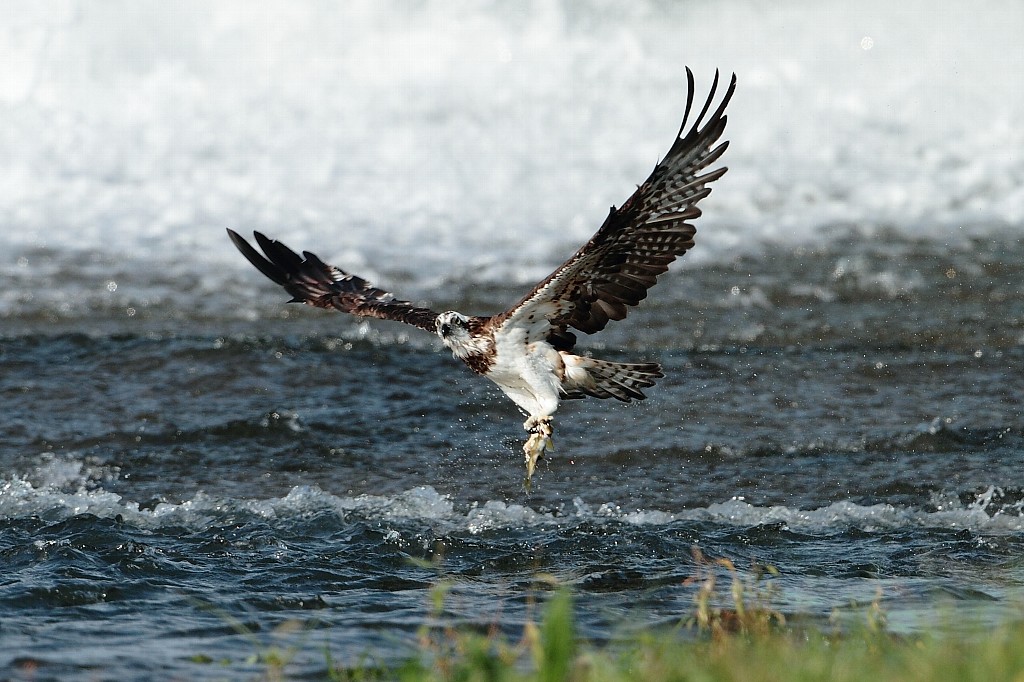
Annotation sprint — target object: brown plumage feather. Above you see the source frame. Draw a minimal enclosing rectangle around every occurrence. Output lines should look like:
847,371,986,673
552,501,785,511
491,68,735,348
226,229,440,332
228,70,734,353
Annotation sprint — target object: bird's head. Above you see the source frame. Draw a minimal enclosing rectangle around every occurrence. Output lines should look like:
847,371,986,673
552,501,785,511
436,310,484,359
436,310,470,343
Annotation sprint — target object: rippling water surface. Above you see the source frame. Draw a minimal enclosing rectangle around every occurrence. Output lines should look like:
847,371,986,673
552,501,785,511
2,1,1024,680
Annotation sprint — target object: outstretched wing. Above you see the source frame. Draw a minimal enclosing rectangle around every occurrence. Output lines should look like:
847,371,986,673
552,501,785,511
227,229,440,332
492,69,735,350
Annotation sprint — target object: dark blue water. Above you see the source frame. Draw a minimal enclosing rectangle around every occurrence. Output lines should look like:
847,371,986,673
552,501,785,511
3,233,1023,680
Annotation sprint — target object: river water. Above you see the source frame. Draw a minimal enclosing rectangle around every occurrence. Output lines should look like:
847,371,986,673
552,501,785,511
2,1,1023,679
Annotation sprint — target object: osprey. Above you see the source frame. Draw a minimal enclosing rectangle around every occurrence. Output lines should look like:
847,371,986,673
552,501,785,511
228,69,735,480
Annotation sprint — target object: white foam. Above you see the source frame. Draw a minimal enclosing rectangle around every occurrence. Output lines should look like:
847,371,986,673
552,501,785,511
0,1,1021,288
2,459,1021,536
696,497,1024,533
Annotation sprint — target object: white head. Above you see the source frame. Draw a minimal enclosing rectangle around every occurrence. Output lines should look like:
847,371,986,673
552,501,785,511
436,310,487,360
435,310,495,371
436,310,470,344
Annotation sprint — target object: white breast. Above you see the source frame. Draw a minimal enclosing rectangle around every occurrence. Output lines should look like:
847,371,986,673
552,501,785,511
487,325,563,418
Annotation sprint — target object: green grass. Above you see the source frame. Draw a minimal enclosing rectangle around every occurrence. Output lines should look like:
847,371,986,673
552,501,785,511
321,588,1024,682
198,559,1024,681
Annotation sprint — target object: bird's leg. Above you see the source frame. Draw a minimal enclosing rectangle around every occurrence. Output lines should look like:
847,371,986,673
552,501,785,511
523,416,554,480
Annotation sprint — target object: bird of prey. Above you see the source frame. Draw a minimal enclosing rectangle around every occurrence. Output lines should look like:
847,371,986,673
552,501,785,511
228,69,735,480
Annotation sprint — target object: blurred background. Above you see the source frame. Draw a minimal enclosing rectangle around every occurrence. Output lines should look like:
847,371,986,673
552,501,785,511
1,0,1021,334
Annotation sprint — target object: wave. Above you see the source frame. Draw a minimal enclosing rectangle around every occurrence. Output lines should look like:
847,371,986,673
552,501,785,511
3,463,1021,535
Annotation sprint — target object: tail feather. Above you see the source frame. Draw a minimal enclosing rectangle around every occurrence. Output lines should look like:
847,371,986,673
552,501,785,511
561,356,663,402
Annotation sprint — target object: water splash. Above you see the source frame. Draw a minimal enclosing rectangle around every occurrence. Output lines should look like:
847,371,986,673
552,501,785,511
3,462,1021,535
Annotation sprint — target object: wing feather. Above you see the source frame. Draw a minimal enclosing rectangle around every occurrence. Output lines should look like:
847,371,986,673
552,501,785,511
491,68,736,344
227,229,440,332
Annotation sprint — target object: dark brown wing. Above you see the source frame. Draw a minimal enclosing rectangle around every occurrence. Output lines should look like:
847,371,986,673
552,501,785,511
491,69,735,350
227,229,440,332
